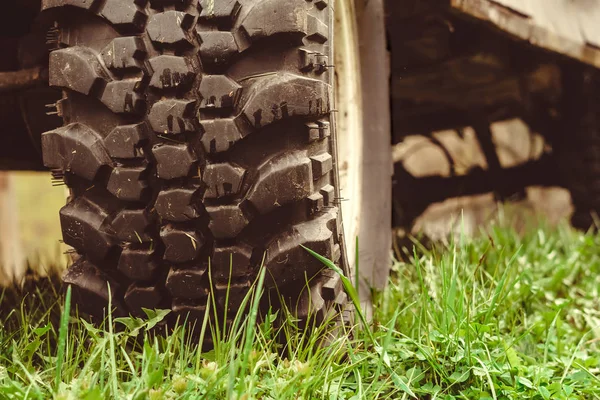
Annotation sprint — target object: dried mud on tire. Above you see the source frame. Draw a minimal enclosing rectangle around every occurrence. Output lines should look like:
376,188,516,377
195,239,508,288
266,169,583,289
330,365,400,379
41,0,349,328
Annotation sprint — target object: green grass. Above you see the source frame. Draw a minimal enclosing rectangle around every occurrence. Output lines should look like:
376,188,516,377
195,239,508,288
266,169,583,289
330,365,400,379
1,219,600,399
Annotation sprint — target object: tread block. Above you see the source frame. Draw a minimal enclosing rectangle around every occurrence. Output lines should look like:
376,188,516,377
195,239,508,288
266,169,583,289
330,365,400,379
102,37,147,71
246,152,313,214
237,0,308,50
321,272,342,301
100,79,145,114
197,31,239,67
206,205,249,239
60,197,116,261
198,0,241,24
334,290,347,307
263,210,337,287
200,118,245,153
118,247,159,281
199,75,242,110
172,298,206,326
124,284,163,316
166,267,208,299
306,14,328,43
160,226,203,262
299,49,317,72
241,73,330,130
307,192,324,215
203,163,246,199
155,187,202,222
318,121,330,138
313,54,329,74
296,280,325,319
107,166,148,201
310,153,332,178
101,0,148,29
42,123,113,181
211,243,253,282
215,280,250,312
49,47,110,96
104,123,148,159
326,210,341,239
111,209,153,242
149,55,195,90
153,143,198,179
63,260,127,318
148,99,196,134
299,50,328,74
43,0,148,30
306,120,330,142
319,184,334,205
306,122,320,142
147,10,194,48
333,243,341,262
314,0,328,10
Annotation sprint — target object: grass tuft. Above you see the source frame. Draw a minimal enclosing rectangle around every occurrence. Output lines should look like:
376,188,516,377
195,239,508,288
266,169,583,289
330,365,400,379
1,219,599,399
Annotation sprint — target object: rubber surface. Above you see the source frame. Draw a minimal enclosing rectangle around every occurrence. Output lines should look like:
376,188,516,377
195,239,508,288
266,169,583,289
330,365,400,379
41,0,348,327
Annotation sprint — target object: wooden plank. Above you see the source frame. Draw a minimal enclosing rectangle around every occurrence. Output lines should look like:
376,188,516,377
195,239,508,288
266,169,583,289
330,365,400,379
451,0,600,68
490,0,531,17
577,2,600,50
391,52,522,107
0,172,24,285
357,0,393,293
529,1,582,44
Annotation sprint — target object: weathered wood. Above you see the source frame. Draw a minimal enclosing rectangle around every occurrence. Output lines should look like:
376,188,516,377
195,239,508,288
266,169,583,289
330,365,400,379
388,11,454,69
392,102,518,135
0,172,24,284
394,153,561,227
384,0,449,20
356,0,393,291
451,0,600,68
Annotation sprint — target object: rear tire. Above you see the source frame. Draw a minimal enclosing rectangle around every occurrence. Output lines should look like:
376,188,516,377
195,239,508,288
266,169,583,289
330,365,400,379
41,0,350,327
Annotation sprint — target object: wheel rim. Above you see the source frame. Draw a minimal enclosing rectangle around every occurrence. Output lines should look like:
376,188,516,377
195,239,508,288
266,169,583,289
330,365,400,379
334,0,363,260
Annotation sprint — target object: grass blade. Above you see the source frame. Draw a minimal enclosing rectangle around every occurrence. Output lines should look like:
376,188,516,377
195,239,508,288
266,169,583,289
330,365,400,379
54,284,71,391
302,245,417,398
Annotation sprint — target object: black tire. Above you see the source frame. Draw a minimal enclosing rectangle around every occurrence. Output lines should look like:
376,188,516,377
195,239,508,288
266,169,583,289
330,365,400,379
555,65,600,230
41,0,348,327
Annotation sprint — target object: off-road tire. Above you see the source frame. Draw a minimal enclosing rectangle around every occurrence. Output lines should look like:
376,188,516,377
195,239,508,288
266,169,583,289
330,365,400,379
556,65,600,230
41,0,348,327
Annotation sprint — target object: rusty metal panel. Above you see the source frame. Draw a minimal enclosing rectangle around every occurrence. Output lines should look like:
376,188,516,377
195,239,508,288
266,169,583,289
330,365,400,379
451,0,600,68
